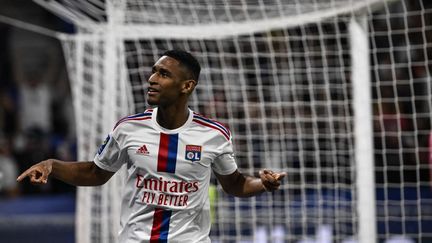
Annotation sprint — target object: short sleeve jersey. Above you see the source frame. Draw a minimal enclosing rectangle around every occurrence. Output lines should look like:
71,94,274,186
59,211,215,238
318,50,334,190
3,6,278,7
94,107,237,243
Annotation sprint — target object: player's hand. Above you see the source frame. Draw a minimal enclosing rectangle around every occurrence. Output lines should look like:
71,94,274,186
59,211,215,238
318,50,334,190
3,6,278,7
17,159,54,184
259,169,286,192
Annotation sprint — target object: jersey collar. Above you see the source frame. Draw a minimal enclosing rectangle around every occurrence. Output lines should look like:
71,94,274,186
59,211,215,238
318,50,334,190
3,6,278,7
151,107,193,134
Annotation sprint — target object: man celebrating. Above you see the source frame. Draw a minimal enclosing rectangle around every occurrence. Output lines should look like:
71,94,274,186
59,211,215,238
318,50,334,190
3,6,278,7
17,50,286,242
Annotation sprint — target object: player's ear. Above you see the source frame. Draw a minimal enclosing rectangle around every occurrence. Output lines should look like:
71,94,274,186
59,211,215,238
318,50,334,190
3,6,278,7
182,79,197,95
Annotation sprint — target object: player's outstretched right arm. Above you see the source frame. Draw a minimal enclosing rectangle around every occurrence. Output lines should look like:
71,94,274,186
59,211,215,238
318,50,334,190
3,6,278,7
16,159,114,186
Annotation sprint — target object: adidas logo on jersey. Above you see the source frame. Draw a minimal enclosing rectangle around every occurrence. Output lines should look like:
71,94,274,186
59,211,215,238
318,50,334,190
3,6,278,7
136,145,150,155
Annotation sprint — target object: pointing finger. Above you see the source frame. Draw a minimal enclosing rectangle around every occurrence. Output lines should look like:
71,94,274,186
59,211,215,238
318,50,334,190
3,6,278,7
274,172,287,181
17,169,33,182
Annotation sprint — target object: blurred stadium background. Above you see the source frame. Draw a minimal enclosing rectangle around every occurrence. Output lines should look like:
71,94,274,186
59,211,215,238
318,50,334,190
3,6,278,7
0,0,431,243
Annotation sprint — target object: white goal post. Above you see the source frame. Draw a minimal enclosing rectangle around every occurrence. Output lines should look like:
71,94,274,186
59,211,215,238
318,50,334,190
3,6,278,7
32,0,432,242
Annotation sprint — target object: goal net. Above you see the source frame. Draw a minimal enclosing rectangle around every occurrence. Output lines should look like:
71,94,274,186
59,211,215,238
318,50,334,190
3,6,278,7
35,0,432,242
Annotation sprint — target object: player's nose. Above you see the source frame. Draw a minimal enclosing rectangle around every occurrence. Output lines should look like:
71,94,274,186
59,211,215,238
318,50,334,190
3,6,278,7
147,73,157,84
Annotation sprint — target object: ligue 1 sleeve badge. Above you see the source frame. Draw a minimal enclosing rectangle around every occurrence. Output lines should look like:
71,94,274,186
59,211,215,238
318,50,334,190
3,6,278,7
185,145,202,162
98,135,110,155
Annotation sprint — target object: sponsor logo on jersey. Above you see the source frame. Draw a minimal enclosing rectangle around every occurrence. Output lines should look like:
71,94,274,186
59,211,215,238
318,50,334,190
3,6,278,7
135,174,199,208
136,144,150,155
185,145,201,162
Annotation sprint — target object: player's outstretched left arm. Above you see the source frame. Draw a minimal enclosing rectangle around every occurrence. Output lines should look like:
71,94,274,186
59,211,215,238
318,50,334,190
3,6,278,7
215,169,286,197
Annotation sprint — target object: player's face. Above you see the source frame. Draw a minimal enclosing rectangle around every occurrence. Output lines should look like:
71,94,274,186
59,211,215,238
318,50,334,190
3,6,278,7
147,56,188,106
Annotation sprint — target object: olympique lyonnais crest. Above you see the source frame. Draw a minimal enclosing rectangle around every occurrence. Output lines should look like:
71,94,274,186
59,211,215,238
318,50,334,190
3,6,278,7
185,145,202,162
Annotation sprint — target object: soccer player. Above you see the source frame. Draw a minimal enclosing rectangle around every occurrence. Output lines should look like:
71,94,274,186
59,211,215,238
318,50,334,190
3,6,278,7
17,50,286,242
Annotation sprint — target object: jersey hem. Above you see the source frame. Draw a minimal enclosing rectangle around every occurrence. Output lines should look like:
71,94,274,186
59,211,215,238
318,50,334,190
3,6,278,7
93,158,120,172
213,165,237,175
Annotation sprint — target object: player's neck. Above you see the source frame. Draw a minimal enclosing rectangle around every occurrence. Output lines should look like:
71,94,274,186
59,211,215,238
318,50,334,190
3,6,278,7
156,105,189,130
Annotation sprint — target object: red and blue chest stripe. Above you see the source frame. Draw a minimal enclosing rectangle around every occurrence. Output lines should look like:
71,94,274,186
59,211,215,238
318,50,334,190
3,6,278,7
150,208,172,243
157,133,179,173
150,132,178,241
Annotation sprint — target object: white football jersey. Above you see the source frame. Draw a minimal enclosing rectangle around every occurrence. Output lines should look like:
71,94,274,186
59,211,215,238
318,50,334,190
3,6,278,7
94,107,237,243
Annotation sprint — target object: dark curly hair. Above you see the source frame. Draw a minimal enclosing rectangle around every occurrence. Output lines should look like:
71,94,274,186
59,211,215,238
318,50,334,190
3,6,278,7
162,50,201,82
